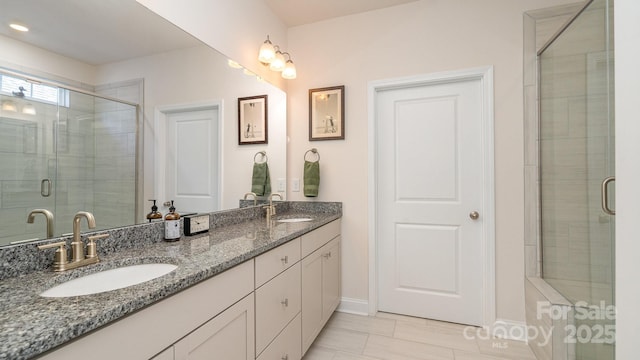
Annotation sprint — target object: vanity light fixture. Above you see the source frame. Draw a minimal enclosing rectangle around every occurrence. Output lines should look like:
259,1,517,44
269,49,286,72
227,59,243,69
22,103,36,115
1,100,17,112
258,35,276,65
258,36,297,80
9,23,29,32
282,54,297,80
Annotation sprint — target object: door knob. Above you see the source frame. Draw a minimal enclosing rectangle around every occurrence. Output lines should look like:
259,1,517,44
469,211,479,220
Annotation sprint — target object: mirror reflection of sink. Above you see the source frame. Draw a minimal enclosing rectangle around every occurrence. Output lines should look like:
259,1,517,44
40,263,178,298
277,218,313,223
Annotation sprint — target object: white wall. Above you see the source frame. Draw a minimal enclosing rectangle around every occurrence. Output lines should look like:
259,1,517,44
285,0,576,323
136,0,289,90
614,0,640,357
0,34,96,87
95,45,287,212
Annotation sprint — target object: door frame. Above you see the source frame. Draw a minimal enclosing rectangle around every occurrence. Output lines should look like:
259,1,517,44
367,66,496,327
154,101,223,211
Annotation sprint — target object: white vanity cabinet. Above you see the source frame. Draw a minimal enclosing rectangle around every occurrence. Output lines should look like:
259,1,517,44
37,219,341,360
301,221,341,355
41,260,255,360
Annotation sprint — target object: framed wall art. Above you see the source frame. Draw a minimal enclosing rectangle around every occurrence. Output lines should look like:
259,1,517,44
238,94,268,145
309,85,344,141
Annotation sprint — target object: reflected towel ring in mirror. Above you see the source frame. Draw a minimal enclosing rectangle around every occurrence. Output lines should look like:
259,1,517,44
304,148,320,162
254,151,268,164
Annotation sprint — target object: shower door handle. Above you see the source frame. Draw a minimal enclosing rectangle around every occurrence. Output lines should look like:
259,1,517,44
601,176,615,215
41,179,52,197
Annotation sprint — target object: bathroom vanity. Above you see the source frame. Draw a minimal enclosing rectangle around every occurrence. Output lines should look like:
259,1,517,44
0,202,341,360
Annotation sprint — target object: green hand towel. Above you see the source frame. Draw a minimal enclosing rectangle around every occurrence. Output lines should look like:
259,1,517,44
251,162,271,196
304,160,320,197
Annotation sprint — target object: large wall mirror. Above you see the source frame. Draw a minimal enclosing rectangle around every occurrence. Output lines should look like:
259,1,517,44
0,0,287,246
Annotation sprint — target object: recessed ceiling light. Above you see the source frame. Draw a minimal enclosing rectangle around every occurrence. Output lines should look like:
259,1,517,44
9,23,29,32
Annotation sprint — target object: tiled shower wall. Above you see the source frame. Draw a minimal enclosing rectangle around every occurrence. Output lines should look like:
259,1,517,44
94,80,142,229
523,3,585,360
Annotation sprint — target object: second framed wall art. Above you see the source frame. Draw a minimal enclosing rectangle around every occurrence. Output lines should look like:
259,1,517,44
238,95,268,145
309,85,345,141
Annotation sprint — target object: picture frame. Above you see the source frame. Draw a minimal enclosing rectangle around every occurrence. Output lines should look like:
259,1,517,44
309,85,345,141
238,95,268,145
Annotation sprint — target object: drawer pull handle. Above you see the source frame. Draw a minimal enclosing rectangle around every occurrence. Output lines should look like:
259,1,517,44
281,255,288,264
281,355,288,360
281,298,289,307
323,251,332,259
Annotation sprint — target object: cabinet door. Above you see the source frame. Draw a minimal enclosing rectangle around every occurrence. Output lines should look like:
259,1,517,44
322,237,341,319
301,249,323,354
257,314,302,360
255,262,301,355
174,294,255,360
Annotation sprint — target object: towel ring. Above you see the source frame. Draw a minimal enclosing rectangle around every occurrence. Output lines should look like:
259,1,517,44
254,151,268,164
304,148,320,162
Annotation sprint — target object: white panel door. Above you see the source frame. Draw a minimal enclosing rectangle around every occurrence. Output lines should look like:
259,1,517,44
165,109,219,213
376,77,485,326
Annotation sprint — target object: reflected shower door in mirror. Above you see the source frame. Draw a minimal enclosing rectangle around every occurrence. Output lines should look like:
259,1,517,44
0,0,287,247
0,72,138,245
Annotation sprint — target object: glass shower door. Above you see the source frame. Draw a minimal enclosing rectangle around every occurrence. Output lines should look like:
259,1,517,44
0,80,59,244
539,0,615,358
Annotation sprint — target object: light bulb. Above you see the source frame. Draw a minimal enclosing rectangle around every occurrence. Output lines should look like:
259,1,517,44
282,60,297,79
1,100,17,112
270,51,286,72
258,37,275,65
22,103,36,115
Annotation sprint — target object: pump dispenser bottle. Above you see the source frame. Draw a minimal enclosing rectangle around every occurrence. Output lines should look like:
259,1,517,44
164,200,181,241
146,199,163,222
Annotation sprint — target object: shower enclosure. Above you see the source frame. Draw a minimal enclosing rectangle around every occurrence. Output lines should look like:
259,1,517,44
0,69,138,245
539,0,614,359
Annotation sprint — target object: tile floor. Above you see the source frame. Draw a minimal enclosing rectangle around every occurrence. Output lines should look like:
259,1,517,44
302,312,538,360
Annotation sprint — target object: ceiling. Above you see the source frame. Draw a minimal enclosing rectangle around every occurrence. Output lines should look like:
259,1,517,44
0,0,418,66
0,0,201,65
265,0,420,27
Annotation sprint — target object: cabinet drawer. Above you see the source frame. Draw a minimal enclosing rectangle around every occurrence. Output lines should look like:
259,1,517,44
257,314,301,360
301,219,340,258
255,262,301,355
255,237,301,288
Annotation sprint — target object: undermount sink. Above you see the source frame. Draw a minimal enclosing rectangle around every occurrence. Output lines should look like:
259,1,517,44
40,263,178,298
277,218,313,223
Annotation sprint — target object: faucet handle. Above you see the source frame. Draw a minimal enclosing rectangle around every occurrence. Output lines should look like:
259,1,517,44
86,234,109,259
38,241,68,269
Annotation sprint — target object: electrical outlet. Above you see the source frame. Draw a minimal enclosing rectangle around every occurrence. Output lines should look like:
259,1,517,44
277,178,286,192
292,178,300,192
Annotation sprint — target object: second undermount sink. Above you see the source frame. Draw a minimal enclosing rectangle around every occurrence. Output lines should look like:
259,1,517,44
277,218,313,223
40,263,178,298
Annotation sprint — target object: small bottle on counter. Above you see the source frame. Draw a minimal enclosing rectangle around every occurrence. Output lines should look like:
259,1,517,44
146,199,163,223
164,200,181,241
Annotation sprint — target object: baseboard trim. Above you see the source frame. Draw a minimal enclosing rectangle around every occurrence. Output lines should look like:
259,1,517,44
491,319,528,342
337,297,369,315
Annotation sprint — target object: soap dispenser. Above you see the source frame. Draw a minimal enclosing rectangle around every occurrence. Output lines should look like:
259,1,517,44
146,199,163,222
164,200,181,241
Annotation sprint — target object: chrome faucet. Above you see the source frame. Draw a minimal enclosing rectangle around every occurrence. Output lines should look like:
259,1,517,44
37,211,108,272
244,192,258,206
265,193,283,222
72,211,96,262
27,209,54,238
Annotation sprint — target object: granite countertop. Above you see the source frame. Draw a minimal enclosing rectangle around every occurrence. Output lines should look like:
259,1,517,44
0,207,340,360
